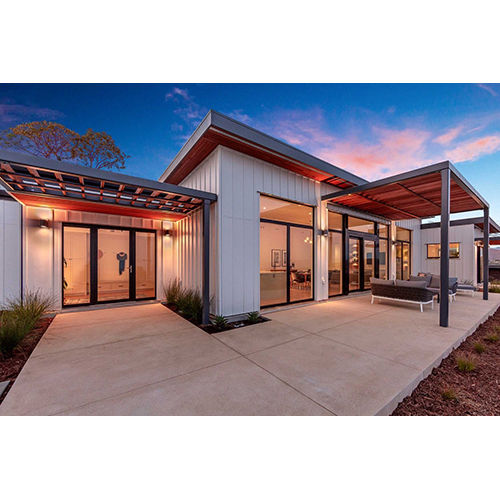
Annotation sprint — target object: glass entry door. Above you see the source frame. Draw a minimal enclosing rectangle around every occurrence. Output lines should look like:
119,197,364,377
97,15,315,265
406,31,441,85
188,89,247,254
395,241,411,280
63,225,156,306
98,229,131,302
348,238,361,291
348,236,376,292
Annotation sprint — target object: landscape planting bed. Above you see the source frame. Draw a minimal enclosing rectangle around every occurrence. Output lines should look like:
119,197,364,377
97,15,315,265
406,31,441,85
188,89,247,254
393,308,500,416
0,316,54,405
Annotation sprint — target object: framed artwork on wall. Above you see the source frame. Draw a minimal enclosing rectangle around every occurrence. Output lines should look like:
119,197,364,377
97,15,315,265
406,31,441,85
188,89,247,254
271,249,282,268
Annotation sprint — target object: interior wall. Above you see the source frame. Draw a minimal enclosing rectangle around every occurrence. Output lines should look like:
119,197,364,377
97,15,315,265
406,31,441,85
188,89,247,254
0,199,22,306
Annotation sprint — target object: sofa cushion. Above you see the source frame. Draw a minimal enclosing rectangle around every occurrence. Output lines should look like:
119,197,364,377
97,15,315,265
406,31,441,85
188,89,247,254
410,274,431,287
395,279,427,288
429,274,441,288
370,277,394,286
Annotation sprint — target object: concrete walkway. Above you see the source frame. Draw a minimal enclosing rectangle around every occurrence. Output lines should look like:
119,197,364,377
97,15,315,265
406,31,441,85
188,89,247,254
1,293,499,416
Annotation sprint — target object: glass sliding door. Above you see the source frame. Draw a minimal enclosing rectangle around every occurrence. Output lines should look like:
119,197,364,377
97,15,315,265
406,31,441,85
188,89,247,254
63,226,91,305
349,238,361,291
289,226,313,303
328,231,342,296
260,222,287,307
363,240,375,289
259,195,314,307
98,229,130,302
136,232,156,299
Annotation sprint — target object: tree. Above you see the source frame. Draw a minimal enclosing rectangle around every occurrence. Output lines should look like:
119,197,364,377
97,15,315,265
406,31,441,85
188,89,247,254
0,121,77,160
72,129,128,170
0,121,129,170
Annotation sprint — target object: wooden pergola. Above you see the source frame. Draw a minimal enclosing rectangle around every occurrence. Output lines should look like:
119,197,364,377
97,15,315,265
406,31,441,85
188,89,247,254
0,149,217,324
322,161,491,327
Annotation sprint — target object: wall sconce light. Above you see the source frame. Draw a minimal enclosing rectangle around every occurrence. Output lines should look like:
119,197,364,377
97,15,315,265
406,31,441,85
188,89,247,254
164,229,172,237
39,219,49,229
319,229,328,237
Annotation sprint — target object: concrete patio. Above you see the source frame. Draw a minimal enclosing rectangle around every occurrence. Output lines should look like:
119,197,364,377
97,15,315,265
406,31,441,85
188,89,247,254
1,292,499,416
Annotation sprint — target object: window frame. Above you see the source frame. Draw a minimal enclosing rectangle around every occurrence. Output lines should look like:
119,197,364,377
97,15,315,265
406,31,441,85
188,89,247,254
426,242,461,259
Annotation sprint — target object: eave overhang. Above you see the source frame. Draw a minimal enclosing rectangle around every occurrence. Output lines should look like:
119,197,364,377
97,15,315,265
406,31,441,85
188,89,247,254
159,110,366,189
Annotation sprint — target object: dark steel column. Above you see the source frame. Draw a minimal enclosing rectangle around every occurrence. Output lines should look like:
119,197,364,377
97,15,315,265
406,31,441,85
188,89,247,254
202,199,211,324
483,207,489,300
440,168,450,327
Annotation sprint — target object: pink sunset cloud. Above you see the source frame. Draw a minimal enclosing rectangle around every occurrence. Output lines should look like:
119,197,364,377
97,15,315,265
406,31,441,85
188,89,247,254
434,126,463,145
445,135,500,163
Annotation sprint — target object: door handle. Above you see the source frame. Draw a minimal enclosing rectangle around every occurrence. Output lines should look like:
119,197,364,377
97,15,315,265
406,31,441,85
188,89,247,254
129,265,133,274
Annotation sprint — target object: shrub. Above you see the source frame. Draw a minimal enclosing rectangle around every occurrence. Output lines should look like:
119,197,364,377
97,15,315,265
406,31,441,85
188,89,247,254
0,311,31,357
176,288,202,324
484,332,499,342
456,354,477,372
6,290,53,330
441,389,457,401
473,342,486,354
212,315,229,331
164,279,182,305
489,285,500,293
247,311,261,324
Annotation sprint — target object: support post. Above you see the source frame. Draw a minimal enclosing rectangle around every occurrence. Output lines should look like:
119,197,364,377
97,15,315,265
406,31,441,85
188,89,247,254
483,207,489,300
202,199,211,324
440,168,450,327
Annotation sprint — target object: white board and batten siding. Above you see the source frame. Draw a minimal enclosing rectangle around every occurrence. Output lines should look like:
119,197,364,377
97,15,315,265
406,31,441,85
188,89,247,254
420,224,476,284
0,198,22,306
179,145,330,317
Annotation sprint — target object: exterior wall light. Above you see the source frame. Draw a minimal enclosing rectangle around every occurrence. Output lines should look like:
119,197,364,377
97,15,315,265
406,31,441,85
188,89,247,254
39,219,49,228
164,229,172,237
319,229,328,237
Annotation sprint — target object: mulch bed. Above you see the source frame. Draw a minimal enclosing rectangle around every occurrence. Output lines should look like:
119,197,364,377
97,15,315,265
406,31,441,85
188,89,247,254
393,307,500,416
162,303,269,334
0,316,54,405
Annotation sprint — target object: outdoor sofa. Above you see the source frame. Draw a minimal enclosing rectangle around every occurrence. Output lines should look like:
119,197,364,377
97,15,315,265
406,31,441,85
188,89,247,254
370,278,435,312
416,272,458,302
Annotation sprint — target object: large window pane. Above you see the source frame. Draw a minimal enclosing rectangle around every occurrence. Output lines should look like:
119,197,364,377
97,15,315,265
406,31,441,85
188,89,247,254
63,226,90,305
379,239,388,279
260,222,287,306
260,195,313,226
348,216,375,234
328,211,343,231
328,232,342,295
290,226,313,302
98,229,130,301
402,242,410,280
136,232,156,299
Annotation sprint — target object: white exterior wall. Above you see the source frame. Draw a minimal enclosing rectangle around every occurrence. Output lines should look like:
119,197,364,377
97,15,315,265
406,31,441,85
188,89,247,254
0,199,22,306
176,149,220,312
420,224,476,284
23,207,165,310
177,146,340,317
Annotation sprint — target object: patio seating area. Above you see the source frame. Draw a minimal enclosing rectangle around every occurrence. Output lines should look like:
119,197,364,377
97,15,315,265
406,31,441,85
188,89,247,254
1,291,499,416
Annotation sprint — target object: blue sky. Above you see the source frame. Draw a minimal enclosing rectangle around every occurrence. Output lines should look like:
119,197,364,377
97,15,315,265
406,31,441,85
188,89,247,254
1,83,500,221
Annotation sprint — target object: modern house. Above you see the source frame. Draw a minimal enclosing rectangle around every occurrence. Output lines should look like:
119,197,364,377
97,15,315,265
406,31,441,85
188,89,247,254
0,111,498,327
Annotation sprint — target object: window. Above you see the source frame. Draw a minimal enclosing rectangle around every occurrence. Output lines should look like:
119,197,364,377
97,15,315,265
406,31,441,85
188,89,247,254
260,195,313,226
426,243,460,259
328,211,343,231
396,227,411,241
348,216,375,234
378,224,389,238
